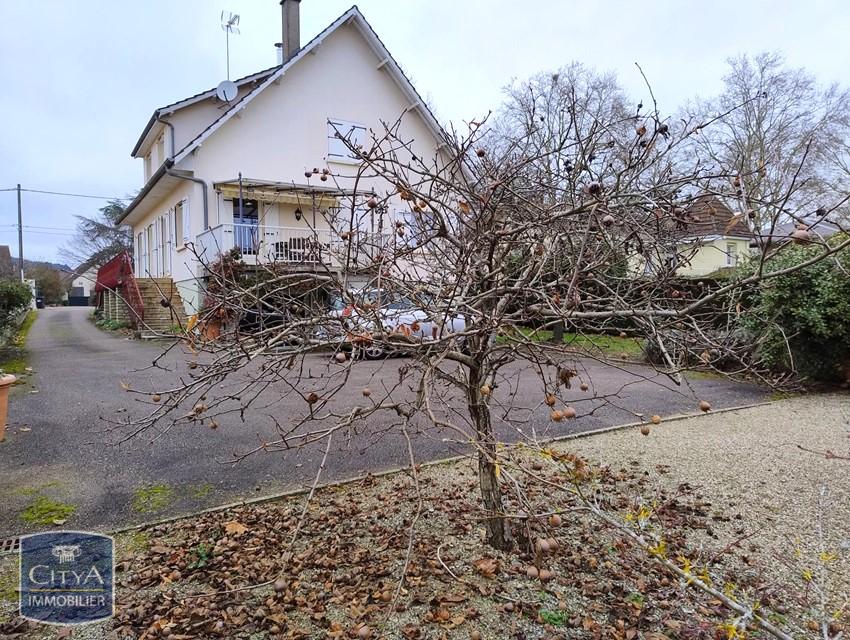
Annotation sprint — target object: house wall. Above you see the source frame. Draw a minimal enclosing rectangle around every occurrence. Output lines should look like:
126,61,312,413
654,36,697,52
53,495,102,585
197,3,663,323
193,21,445,229
70,269,98,298
627,237,752,277
677,237,751,276
141,81,268,181
129,179,205,313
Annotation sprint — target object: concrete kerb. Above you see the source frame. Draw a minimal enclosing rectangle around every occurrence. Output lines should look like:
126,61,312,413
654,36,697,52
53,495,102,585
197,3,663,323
102,399,774,538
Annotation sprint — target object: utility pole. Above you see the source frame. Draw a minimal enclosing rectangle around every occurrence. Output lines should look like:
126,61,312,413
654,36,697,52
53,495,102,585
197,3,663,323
16,184,24,283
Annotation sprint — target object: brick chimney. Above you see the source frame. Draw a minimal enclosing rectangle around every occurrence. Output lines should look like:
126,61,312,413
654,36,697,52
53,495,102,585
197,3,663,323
280,0,301,63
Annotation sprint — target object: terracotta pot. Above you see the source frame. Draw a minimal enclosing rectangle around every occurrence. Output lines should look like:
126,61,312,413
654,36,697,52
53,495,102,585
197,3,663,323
0,374,16,442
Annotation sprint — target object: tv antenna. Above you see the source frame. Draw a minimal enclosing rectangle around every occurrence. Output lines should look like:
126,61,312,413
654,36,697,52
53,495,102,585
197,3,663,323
220,10,240,81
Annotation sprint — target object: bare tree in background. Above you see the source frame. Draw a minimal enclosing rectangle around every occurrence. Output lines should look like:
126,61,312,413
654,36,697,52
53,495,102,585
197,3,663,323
491,64,632,343
686,52,850,232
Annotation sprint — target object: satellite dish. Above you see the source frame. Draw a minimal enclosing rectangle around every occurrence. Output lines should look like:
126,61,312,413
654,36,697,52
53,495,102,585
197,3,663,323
216,80,238,102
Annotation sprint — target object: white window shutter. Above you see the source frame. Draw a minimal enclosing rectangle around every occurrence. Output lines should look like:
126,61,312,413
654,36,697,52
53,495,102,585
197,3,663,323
328,134,348,158
328,119,367,159
182,199,191,242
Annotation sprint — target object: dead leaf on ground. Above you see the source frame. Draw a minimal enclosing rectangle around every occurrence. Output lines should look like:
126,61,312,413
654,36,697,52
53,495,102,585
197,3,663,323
223,520,248,535
472,557,499,578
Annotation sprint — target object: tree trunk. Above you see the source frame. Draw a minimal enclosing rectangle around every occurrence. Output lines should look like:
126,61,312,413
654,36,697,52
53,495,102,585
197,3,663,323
467,366,512,550
550,321,564,344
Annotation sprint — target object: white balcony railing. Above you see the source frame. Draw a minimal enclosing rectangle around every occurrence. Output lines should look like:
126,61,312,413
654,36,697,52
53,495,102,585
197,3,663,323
195,223,395,269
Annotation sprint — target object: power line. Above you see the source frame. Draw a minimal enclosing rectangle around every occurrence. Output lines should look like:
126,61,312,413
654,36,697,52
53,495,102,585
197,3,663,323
0,224,78,231
18,188,133,201
6,229,77,237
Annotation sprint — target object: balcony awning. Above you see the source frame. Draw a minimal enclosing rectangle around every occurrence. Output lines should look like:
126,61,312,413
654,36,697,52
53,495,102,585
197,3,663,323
214,179,348,208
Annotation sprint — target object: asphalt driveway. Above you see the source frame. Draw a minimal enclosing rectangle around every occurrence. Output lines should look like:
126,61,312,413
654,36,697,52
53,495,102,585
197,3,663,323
0,307,768,538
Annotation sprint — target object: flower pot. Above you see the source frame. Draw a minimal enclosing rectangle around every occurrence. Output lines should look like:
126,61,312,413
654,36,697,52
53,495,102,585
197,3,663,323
0,374,16,442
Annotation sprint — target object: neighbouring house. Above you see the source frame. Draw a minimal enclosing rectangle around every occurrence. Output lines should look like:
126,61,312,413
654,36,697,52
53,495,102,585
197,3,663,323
116,2,449,323
632,195,754,278
673,195,754,276
64,267,99,306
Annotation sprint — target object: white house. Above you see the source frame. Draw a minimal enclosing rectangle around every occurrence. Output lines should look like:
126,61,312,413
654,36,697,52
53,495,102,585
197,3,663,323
117,2,448,316
66,267,99,305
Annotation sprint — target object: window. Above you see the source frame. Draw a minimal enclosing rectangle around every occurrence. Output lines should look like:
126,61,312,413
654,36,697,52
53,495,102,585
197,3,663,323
726,242,738,266
155,136,165,166
232,199,260,254
327,118,366,162
399,208,428,247
175,200,189,247
159,213,170,274
145,225,154,275
136,232,143,273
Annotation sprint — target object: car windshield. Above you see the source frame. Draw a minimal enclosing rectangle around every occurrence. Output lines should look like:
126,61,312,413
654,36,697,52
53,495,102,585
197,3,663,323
328,290,414,311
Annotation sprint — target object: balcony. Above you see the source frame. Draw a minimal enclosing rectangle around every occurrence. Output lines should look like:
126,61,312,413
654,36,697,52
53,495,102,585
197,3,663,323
195,223,394,270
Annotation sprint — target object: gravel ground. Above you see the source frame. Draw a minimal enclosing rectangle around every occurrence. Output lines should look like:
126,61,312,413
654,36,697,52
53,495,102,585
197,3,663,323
563,393,850,609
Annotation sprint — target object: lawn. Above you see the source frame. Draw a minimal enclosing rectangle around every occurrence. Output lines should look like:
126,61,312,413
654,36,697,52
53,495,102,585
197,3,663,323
498,327,645,359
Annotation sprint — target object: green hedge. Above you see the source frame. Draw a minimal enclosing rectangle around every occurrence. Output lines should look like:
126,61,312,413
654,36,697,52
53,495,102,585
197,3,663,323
742,234,850,382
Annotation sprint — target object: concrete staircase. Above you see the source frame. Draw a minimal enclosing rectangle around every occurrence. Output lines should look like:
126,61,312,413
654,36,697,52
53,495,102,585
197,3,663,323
135,278,187,338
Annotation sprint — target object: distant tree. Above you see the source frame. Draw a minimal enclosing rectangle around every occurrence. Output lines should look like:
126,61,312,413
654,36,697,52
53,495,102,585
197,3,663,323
491,64,635,342
60,198,133,270
26,265,67,305
687,52,850,232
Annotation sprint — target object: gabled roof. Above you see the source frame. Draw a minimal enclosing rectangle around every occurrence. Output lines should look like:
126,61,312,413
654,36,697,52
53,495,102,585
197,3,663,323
130,66,279,158
171,5,449,164
674,195,753,240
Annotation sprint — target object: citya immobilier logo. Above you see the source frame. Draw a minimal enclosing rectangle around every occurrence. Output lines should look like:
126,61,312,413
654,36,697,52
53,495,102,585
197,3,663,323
19,531,114,625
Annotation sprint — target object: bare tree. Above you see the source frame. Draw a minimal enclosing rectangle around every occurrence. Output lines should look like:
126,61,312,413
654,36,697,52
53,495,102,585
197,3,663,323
686,52,850,233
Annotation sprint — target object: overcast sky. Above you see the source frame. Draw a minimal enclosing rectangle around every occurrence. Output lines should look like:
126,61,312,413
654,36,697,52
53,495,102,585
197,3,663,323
1,0,847,265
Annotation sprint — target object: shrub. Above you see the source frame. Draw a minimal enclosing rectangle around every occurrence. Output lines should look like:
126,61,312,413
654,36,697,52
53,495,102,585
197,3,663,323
742,233,850,382
0,279,31,317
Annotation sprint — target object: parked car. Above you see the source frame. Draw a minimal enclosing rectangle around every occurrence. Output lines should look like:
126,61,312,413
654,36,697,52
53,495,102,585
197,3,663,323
319,288,466,359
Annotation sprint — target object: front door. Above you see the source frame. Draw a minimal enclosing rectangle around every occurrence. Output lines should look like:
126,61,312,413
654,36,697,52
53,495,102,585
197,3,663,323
233,199,259,255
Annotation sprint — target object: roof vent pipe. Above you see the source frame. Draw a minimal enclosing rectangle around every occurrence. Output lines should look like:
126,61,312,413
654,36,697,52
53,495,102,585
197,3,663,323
274,43,284,65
